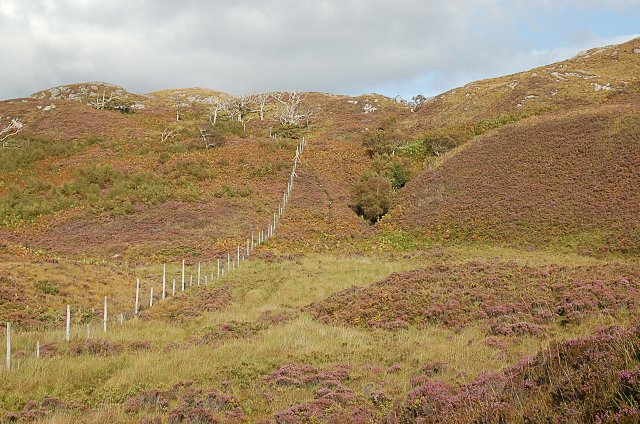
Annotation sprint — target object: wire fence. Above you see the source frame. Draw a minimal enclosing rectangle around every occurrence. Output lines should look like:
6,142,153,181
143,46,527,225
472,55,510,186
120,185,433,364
3,137,307,370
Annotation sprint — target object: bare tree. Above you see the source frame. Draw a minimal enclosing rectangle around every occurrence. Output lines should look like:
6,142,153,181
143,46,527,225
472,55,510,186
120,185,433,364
252,92,270,121
1,117,25,148
160,128,178,143
272,91,313,126
174,94,181,121
228,95,256,125
208,97,228,125
94,88,116,110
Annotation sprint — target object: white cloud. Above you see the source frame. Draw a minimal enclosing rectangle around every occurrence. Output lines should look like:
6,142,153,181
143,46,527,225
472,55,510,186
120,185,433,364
0,0,637,99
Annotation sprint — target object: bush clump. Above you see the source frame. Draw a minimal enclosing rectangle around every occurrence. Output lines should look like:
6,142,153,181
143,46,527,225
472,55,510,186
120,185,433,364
213,184,252,198
351,171,393,223
361,117,400,156
351,155,410,223
422,127,470,156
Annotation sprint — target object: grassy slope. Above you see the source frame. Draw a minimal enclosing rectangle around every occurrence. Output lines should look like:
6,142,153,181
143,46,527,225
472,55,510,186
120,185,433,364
3,248,633,423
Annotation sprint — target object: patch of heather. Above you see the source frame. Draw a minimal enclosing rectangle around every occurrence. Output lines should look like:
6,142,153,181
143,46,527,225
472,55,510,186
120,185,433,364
197,311,297,345
261,363,350,388
128,340,153,351
198,321,265,345
257,309,298,326
390,325,640,423
264,364,381,423
307,262,640,335
3,397,85,422
142,286,232,322
124,381,245,423
67,340,123,357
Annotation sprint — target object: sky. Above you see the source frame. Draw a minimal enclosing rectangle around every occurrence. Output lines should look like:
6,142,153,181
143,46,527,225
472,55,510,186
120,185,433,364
0,0,638,100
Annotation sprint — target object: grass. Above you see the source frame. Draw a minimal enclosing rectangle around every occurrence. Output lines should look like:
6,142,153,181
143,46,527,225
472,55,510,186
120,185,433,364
1,249,635,422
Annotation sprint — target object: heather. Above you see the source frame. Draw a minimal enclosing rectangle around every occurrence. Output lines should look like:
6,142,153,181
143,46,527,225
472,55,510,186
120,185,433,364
391,104,640,255
391,325,640,423
307,261,640,335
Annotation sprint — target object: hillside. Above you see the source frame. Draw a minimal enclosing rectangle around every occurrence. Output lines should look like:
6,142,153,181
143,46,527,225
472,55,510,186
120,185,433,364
386,37,640,255
0,38,639,424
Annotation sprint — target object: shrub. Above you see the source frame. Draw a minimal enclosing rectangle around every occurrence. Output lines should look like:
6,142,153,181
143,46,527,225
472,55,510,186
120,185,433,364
171,158,214,181
35,280,59,295
351,172,393,223
422,128,470,156
213,185,252,198
362,117,400,156
271,123,303,140
391,163,409,188
0,136,104,173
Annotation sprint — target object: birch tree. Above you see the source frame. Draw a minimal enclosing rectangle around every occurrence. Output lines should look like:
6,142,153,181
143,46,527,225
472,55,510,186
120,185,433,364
252,92,270,121
272,91,313,126
1,117,25,148
208,97,228,125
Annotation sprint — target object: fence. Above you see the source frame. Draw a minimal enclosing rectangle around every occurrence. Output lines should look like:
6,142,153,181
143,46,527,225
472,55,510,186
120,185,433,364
3,137,307,370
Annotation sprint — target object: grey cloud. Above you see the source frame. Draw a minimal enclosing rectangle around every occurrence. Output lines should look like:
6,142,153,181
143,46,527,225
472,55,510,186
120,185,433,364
0,0,637,100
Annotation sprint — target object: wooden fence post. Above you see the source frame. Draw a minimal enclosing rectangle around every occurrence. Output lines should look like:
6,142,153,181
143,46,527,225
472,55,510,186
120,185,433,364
172,278,176,296
150,287,154,307
103,296,108,333
65,305,71,342
227,254,231,271
189,274,193,288
205,275,208,287
36,340,40,359
237,245,240,267
197,262,201,287
217,259,220,279
119,313,124,326
135,279,140,316
5,322,10,370
86,323,90,339
162,264,167,300
246,239,250,258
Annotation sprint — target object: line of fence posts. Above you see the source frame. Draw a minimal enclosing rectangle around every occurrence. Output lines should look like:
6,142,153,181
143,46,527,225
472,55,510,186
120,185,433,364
2,137,307,371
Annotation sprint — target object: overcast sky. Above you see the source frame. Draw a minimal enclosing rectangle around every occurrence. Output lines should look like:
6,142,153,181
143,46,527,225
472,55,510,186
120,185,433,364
0,0,638,100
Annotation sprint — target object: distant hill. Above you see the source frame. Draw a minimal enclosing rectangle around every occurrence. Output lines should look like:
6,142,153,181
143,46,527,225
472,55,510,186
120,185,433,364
0,38,638,260
384,38,640,255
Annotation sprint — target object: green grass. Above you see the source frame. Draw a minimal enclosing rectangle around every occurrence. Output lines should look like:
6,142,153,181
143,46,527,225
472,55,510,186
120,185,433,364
1,250,633,422
0,135,105,173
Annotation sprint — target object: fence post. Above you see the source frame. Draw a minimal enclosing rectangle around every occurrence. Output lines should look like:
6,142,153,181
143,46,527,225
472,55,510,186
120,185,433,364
86,323,90,339
205,275,208,287
150,287,154,307
181,259,185,292
5,322,10,370
189,274,193,288
217,259,220,279
197,262,201,287
103,296,108,333
135,279,140,316
246,239,250,258
36,340,40,359
162,264,167,300
172,278,176,296
227,253,231,271
65,305,71,342
119,313,124,326
237,245,240,267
